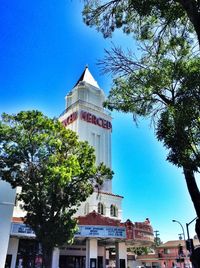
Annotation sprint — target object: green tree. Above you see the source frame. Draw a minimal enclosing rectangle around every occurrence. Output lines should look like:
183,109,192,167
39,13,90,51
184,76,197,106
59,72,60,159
82,0,200,243
0,110,112,267
154,236,162,247
127,246,153,256
83,0,200,46
104,44,200,240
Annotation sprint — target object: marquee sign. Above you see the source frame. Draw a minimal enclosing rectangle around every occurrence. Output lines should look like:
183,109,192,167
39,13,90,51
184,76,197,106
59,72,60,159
75,225,126,239
61,111,112,130
10,223,36,238
11,223,125,239
11,222,152,242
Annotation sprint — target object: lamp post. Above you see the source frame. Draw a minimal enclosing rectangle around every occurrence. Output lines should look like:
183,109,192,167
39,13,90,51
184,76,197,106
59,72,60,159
172,220,186,241
172,220,186,268
185,216,197,260
186,216,198,240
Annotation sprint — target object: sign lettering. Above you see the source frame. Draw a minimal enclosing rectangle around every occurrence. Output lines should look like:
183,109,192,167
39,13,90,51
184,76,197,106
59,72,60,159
61,111,112,130
80,111,112,130
75,225,126,238
10,223,36,238
62,111,78,127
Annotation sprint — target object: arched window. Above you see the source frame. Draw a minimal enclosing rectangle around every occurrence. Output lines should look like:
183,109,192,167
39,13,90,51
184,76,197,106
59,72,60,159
98,202,105,215
110,204,118,217
84,203,89,215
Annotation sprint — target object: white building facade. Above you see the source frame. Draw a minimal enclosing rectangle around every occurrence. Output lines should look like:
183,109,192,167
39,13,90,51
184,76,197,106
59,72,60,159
59,67,120,218
2,67,154,268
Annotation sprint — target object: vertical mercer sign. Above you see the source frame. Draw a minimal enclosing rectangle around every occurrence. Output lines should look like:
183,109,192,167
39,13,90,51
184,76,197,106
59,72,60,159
61,111,112,130
80,111,112,130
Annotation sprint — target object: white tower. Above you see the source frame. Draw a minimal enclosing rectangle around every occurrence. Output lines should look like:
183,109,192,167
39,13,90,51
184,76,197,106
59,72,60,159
60,67,112,192
60,67,123,220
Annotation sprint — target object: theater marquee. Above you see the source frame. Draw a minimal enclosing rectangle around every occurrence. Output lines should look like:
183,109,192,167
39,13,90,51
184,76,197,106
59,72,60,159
75,225,126,239
10,223,125,239
10,223,36,238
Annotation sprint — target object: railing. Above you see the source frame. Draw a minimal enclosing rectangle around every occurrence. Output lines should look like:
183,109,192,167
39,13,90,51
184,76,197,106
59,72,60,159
59,100,111,118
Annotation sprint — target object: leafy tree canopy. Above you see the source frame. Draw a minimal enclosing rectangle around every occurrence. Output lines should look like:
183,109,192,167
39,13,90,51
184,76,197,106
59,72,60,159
0,110,112,266
100,40,200,171
83,0,200,46
82,0,200,246
100,43,200,234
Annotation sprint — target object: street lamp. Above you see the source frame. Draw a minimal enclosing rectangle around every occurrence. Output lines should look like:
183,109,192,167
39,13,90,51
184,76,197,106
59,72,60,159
172,220,187,268
186,216,198,240
172,220,186,241
185,216,197,257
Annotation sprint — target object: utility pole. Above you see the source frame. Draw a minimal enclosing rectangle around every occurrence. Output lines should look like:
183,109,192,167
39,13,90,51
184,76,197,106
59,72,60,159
154,230,160,246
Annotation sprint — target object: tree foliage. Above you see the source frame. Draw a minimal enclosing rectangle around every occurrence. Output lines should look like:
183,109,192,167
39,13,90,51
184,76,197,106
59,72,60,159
154,236,163,247
82,0,200,247
105,46,200,240
101,44,200,172
83,0,200,46
0,110,112,266
127,246,154,256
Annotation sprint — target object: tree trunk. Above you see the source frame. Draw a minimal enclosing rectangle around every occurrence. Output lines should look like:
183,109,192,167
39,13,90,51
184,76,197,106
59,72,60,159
183,167,200,239
183,167,200,215
42,246,53,268
183,167,200,267
177,0,200,47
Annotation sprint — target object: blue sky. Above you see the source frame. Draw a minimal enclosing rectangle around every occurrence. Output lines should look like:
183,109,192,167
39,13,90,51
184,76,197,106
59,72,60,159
0,0,198,242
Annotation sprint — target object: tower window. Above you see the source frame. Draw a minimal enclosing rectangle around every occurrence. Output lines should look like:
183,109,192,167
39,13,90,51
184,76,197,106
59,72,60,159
110,205,118,217
98,202,105,215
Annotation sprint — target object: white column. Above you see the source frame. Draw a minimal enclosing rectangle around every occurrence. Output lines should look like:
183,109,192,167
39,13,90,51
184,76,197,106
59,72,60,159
105,248,109,268
0,181,16,267
51,247,60,268
115,242,127,268
6,237,19,268
86,239,98,268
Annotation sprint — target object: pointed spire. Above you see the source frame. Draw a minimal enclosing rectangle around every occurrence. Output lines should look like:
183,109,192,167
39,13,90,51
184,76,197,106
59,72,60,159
74,66,100,88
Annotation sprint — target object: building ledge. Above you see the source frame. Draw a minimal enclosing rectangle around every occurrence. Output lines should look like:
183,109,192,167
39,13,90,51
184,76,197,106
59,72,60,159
94,190,124,199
